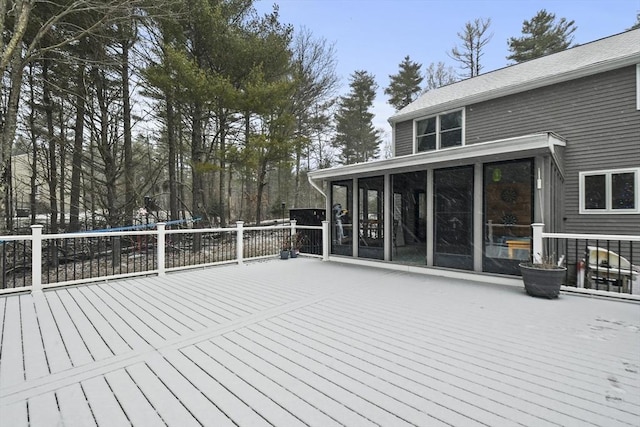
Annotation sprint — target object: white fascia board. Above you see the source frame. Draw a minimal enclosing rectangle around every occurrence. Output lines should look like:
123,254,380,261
308,132,566,181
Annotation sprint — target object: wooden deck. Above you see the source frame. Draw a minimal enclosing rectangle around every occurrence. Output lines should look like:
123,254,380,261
1,258,639,426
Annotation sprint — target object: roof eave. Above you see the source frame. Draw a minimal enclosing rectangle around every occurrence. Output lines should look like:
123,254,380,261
308,132,566,181
389,54,640,124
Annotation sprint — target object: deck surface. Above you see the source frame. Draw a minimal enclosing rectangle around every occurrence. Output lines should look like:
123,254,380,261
0,258,639,426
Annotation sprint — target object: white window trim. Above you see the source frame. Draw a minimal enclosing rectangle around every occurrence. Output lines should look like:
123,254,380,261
413,108,465,154
579,167,640,214
636,64,640,111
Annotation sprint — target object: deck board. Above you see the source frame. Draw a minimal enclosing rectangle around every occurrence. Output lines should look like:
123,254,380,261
1,258,639,427
20,294,50,380
27,391,60,426
104,368,167,426
0,296,24,388
82,375,131,427
44,291,95,366
56,383,98,427
125,361,205,427
189,341,341,427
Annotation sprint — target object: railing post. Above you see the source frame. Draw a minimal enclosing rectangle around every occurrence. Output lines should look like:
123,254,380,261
157,222,166,276
532,223,544,263
290,219,297,249
322,220,330,261
31,225,43,294
236,221,244,265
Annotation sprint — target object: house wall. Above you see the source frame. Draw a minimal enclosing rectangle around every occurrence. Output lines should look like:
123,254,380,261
466,65,640,235
392,66,639,235
394,120,413,156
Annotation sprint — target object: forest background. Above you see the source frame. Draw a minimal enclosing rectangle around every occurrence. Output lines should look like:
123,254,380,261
0,0,637,233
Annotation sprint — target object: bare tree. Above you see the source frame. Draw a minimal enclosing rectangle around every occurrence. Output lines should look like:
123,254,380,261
449,18,493,78
423,61,458,92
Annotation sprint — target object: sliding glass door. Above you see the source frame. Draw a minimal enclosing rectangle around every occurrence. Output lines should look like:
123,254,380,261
434,166,474,270
483,159,534,275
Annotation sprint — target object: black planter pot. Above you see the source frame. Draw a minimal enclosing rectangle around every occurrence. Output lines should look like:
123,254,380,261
519,263,567,298
280,250,290,260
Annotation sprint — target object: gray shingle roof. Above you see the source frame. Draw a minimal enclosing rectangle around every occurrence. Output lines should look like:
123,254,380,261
390,29,640,123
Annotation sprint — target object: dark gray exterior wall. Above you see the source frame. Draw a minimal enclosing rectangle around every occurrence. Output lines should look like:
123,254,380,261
465,65,640,235
394,120,413,156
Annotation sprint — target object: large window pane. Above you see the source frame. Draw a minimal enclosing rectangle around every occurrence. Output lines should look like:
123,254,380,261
440,111,461,131
331,181,353,256
434,166,474,270
440,129,462,148
416,117,436,135
418,135,436,151
484,160,533,275
584,174,606,210
391,171,427,266
358,176,384,260
612,173,635,209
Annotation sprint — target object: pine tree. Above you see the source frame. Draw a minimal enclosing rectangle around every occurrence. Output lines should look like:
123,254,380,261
333,70,381,165
507,9,577,63
629,13,640,30
384,55,423,111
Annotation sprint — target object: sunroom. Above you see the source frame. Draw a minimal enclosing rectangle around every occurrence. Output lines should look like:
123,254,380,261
308,132,566,276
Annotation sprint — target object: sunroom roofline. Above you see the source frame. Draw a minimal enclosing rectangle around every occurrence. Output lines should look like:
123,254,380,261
308,132,566,181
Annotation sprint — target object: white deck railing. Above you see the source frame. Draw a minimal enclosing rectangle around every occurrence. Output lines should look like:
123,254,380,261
0,220,330,295
532,223,640,294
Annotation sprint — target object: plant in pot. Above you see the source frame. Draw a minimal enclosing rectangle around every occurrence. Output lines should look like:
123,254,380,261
519,254,567,298
280,237,291,260
290,232,305,258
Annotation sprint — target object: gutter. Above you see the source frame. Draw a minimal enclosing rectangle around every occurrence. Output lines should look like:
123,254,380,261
308,174,326,201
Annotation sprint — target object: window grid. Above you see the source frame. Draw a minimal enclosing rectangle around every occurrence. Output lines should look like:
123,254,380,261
580,168,639,214
414,110,463,153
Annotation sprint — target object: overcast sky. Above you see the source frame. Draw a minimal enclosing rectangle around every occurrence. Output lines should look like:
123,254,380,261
254,0,639,149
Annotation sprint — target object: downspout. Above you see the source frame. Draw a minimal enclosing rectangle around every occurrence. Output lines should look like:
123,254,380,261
307,174,327,201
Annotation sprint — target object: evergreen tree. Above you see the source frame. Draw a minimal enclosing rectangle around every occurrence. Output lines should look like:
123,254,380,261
384,55,423,111
507,9,577,63
629,13,640,30
333,70,381,165
449,18,492,78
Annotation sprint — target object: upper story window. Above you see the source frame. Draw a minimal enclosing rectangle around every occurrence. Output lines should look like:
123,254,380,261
580,168,639,214
415,110,463,152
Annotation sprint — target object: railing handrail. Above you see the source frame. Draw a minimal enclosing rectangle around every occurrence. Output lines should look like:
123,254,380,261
0,223,323,241
0,221,328,295
542,232,640,241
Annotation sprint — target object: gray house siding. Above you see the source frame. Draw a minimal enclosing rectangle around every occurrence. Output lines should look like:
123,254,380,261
464,66,640,236
394,120,413,156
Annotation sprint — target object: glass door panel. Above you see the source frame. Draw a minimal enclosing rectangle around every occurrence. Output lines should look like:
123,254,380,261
391,171,427,265
483,160,534,275
434,166,474,270
330,181,353,256
358,176,384,259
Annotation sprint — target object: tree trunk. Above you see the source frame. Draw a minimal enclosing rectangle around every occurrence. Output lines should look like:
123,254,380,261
27,64,37,225
43,59,59,234
69,64,86,232
122,37,134,224
217,112,226,227
255,159,268,225
58,107,66,229
191,102,204,251
1,48,23,230
166,97,179,222
95,68,117,226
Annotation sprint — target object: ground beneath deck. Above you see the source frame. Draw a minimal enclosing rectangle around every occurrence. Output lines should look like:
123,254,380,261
1,258,639,426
